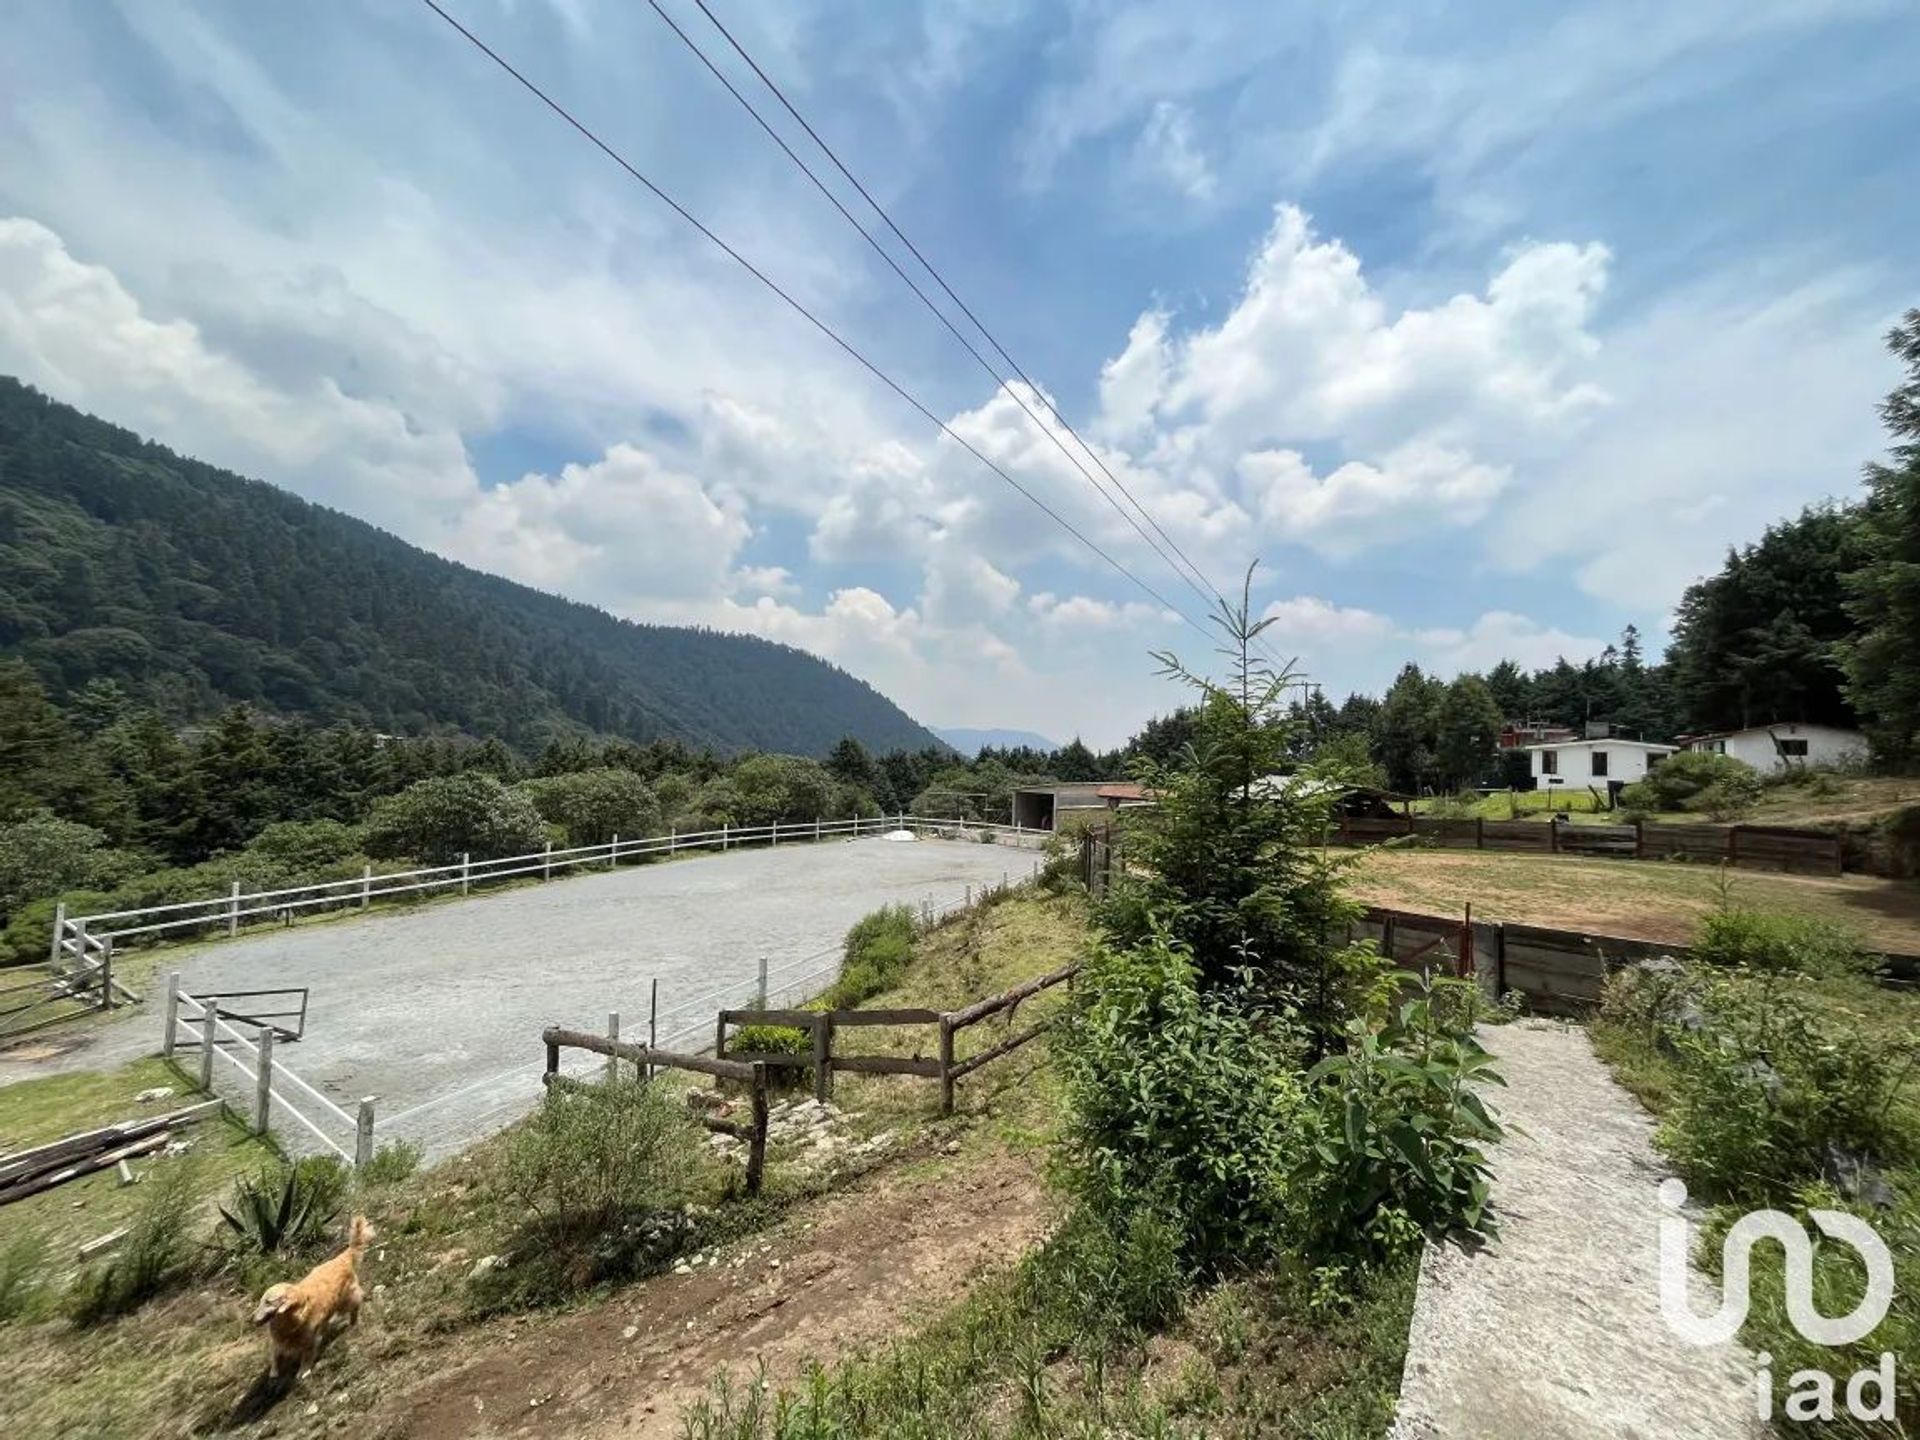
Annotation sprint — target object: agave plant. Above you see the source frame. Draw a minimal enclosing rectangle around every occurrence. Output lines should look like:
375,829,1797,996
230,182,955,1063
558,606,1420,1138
219,1159,346,1255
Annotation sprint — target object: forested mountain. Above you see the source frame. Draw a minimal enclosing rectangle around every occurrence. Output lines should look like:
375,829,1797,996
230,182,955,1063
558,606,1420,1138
0,379,940,756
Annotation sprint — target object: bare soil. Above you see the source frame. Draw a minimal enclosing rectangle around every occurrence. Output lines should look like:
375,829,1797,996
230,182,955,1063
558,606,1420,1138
372,1146,1050,1440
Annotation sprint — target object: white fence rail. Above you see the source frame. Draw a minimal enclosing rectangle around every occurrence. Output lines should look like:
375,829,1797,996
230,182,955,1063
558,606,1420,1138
163,975,372,1168
57,813,1047,953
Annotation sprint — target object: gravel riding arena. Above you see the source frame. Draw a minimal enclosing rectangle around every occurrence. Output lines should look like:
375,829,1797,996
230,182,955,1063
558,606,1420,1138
19,836,1033,1160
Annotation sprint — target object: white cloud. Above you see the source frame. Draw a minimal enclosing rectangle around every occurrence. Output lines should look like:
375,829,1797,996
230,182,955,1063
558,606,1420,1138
1260,595,1395,646
1131,102,1218,202
1241,443,1508,553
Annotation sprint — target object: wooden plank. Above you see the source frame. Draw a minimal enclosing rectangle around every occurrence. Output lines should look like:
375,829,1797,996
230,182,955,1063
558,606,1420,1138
949,1019,1055,1079
0,1131,172,1206
721,1050,814,1068
542,1026,756,1083
830,1054,944,1078
718,1008,817,1028
948,964,1078,1029
824,1008,942,1027
0,1100,222,1186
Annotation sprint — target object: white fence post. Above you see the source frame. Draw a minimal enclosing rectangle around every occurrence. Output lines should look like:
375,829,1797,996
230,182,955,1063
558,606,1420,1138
610,834,619,870
49,901,65,968
254,1027,275,1134
669,825,676,855
606,1011,621,1084
722,823,729,851
757,954,769,1010
543,841,552,881
461,852,471,896
361,863,372,910
771,820,779,849
814,817,821,842
198,1002,217,1092
162,972,181,1058
227,881,241,938
355,1099,375,1170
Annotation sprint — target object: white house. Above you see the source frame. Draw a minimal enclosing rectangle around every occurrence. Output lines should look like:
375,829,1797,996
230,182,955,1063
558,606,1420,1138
1524,738,1677,796
1681,722,1866,774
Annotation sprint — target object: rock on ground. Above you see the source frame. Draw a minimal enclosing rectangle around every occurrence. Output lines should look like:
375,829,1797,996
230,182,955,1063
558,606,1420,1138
1392,1021,1765,1440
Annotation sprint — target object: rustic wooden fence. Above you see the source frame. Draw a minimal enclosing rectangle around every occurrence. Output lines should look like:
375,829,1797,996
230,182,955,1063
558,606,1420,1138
543,1028,772,1195
1331,815,1844,875
1349,903,1920,1014
715,962,1078,1117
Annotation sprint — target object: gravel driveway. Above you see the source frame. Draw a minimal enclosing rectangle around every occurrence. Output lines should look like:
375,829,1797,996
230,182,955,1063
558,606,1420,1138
1,837,1033,1160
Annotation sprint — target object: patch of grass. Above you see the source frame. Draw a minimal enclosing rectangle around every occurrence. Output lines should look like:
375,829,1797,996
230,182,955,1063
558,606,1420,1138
1348,848,1920,954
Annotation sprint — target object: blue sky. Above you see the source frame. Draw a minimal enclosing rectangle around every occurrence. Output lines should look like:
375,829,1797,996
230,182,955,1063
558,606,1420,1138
0,0,1915,746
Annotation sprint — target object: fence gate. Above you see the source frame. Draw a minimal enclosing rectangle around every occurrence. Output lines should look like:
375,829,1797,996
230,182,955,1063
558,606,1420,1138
1079,828,1116,898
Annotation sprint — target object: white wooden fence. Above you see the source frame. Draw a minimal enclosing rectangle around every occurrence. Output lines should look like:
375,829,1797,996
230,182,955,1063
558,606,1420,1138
162,974,373,1168
55,813,1045,953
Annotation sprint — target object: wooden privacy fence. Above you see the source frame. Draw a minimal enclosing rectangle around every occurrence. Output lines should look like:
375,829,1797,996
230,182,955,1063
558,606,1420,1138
1350,903,1920,1014
542,1028,770,1196
715,962,1078,1117
1331,815,1844,876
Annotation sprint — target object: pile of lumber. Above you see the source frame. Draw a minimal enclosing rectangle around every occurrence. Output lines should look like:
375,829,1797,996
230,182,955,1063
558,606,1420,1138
0,1100,222,1206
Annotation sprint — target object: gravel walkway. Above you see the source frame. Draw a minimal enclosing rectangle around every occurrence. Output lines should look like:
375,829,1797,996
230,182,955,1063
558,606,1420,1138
1392,1020,1764,1440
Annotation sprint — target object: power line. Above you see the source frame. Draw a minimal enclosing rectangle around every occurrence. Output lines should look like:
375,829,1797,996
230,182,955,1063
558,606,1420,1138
414,0,1210,641
642,0,1227,629
683,0,1263,647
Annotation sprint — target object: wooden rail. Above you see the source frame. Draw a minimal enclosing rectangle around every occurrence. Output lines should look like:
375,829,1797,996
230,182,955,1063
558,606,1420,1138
715,962,1078,1116
541,1027,770,1195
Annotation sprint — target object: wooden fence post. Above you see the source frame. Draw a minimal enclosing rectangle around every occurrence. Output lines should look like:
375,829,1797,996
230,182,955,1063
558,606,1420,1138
714,1012,728,1060
1476,817,1485,850
812,1013,834,1103
199,1003,217,1092
461,852,471,896
355,1099,375,1170
162,972,181,1058
49,900,65,968
254,1027,275,1134
1549,820,1560,854
648,978,658,1082
545,1034,560,1085
1635,820,1645,859
1382,914,1397,963
1459,903,1473,980
361,862,373,910
938,1015,956,1117
746,1062,769,1196
1728,827,1740,867
606,1011,620,1085
757,955,769,1010
228,881,242,937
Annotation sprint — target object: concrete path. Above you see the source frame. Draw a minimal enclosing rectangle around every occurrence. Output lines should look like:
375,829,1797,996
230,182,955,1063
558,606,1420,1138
0,837,1028,1161
1393,1021,1764,1440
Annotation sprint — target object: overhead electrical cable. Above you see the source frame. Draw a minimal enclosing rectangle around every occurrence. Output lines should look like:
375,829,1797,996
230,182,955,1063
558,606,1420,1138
415,0,1211,641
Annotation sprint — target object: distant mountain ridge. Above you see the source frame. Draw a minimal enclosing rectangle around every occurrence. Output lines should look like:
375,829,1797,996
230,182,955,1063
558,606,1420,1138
0,378,943,756
937,726,1061,755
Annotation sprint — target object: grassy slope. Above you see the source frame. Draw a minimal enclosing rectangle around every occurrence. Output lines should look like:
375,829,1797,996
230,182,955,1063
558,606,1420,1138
1349,848,1920,953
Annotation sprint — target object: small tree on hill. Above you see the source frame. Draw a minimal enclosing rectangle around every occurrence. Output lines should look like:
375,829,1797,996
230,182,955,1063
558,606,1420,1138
1435,675,1503,791
363,773,546,864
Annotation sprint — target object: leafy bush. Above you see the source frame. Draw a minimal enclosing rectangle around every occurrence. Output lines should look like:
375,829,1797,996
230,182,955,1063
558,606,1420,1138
243,818,364,871
1299,971,1504,1262
1056,933,1310,1276
219,1158,348,1255
502,1078,700,1242
724,755,837,826
0,812,135,923
362,773,546,864
1629,752,1762,814
1692,907,1869,979
731,1022,811,1057
818,904,917,1008
67,1156,203,1324
513,768,660,847
360,1140,423,1186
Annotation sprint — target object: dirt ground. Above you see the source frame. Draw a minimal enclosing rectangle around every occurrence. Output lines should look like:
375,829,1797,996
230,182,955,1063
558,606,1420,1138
1350,848,1920,953
369,1146,1050,1440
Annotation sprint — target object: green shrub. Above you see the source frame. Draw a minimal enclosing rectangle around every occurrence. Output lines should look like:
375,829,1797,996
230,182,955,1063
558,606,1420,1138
363,773,546,864
0,1234,47,1324
818,904,916,1008
502,1078,700,1241
243,819,365,871
512,769,660,847
731,1023,811,1057
1692,907,1869,979
1056,934,1310,1276
67,1156,203,1324
1660,969,1914,1198
1300,970,1505,1262
218,1157,349,1256
360,1140,423,1186
1633,752,1762,814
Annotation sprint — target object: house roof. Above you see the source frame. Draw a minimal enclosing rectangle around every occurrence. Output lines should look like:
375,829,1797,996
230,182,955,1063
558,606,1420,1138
1678,723,1866,743
1518,738,1677,752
